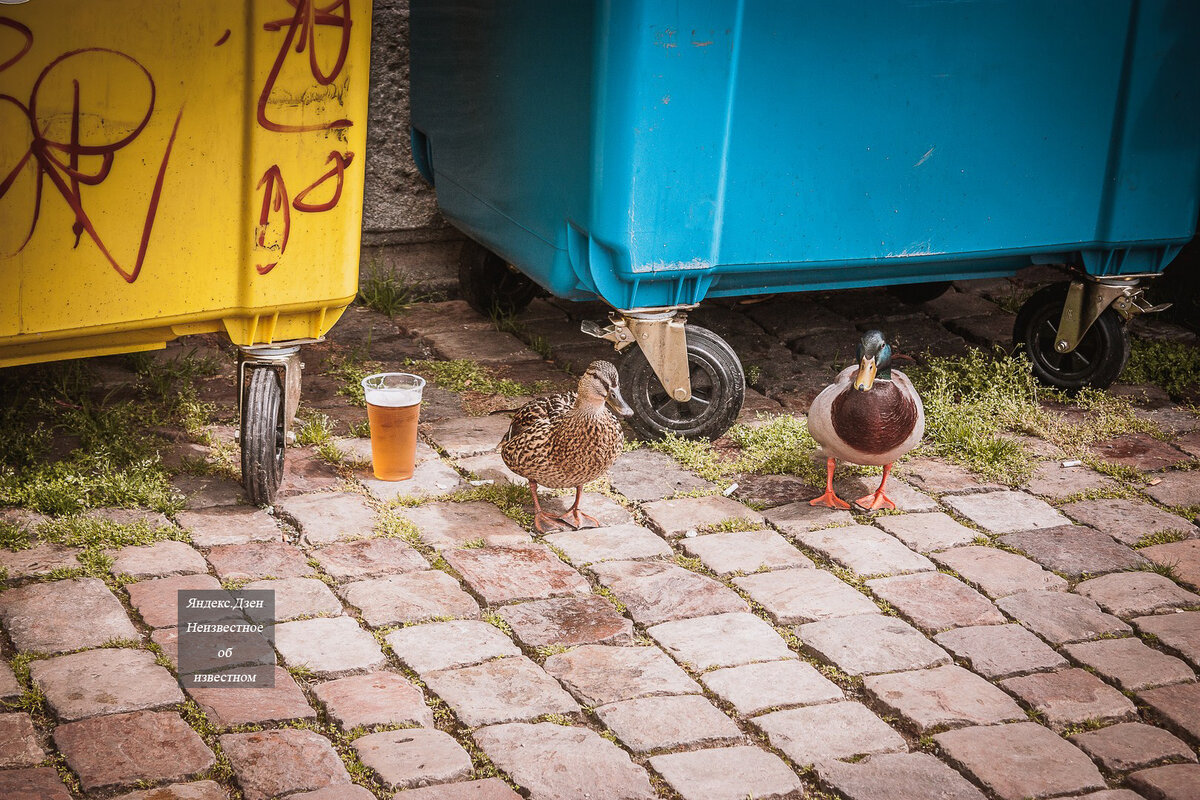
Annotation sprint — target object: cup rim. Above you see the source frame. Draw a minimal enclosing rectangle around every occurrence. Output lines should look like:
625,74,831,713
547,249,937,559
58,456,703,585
361,372,427,391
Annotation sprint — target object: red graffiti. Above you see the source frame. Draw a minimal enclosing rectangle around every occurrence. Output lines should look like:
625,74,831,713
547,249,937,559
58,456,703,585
0,16,32,72
292,150,353,212
215,29,231,47
0,38,183,284
255,165,290,275
258,0,352,133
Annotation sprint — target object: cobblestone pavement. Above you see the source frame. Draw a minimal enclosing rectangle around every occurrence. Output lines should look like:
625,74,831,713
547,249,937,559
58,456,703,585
1,271,1199,799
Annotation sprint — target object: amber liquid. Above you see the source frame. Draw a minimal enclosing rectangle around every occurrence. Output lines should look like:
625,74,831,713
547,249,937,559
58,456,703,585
366,401,421,480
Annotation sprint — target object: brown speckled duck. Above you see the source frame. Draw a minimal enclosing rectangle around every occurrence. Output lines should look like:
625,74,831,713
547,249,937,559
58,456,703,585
501,361,633,532
808,330,924,510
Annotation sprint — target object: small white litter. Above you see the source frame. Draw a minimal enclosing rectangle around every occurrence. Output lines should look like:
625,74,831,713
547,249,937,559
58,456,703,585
1061,459,1082,468
723,482,739,496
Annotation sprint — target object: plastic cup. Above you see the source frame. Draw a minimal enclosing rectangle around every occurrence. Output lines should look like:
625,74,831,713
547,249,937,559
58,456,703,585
361,373,426,480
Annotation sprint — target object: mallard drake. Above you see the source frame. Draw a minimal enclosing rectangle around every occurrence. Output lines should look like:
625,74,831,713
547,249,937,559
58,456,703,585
807,330,924,510
501,361,633,532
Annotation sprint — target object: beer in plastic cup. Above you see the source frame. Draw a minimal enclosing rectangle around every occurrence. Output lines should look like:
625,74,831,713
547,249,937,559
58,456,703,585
361,373,426,481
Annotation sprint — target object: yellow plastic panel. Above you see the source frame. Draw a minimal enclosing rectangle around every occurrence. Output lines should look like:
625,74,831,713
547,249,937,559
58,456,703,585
0,1,369,357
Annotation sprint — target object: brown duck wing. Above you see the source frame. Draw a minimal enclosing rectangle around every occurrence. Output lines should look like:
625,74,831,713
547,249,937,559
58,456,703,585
503,392,576,443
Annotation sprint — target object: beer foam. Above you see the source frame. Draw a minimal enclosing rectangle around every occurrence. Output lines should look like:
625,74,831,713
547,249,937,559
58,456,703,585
365,388,422,407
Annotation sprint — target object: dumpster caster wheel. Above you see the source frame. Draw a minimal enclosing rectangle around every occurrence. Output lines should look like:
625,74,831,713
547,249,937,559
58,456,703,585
619,324,744,441
889,281,952,305
458,239,540,316
241,366,286,505
1014,283,1130,392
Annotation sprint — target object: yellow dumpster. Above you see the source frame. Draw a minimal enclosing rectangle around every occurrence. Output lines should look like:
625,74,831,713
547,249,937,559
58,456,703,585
0,0,371,503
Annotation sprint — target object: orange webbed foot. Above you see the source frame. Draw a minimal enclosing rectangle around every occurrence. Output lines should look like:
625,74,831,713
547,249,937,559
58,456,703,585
854,491,896,511
810,490,852,510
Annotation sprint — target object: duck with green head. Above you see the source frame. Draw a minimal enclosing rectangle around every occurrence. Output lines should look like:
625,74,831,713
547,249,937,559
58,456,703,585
807,330,924,510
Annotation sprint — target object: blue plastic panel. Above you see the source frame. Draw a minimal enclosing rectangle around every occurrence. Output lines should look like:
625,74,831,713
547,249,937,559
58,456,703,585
411,0,1200,310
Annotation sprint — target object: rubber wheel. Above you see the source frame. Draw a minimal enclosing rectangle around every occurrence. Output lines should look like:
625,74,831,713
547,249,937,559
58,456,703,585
458,239,540,316
241,366,285,505
889,281,952,304
1013,282,1131,391
618,324,745,441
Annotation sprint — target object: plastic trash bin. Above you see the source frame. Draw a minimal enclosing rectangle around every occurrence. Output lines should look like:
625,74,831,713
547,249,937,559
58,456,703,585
1,0,372,502
410,0,1200,439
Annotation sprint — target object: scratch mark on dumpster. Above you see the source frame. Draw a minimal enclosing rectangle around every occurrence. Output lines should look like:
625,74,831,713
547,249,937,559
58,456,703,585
0,37,184,283
258,0,352,133
215,29,231,47
0,16,32,72
913,146,935,168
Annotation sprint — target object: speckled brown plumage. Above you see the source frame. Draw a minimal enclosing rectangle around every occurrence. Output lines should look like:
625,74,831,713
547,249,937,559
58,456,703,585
501,391,625,487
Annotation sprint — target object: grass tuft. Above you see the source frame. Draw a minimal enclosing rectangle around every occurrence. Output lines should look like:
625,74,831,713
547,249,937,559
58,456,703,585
1123,339,1200,400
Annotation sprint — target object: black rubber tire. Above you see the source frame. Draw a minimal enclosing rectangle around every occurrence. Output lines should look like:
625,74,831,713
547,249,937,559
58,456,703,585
241,366,285,505
1013,282,1131,391
618,324,745,441
458,239,540,316
889,281,952,305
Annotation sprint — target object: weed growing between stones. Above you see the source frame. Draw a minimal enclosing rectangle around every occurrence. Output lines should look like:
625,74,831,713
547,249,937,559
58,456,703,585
357,264,442,317
448,483,535,528
1124,339,1200,401
294,412,342,466
1134,529,1191,548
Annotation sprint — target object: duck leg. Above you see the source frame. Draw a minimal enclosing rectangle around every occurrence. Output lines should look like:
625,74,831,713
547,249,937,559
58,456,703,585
529,480,561,534
855,464,896,511
554,486,601,530
810,457,851,509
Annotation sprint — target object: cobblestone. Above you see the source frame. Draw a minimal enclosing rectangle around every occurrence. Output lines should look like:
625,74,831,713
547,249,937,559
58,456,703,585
815,751,988,800
243,576,343,621
205,540,310,581
0,713,44,768
590,560,748,625
700,659,843,715
680,529,812,574
402,501,531,549
385,619,521,674
424,415,514,458
874,511,979,553
1058,499,1195,547
647,612,794,671
1139,540,1200,591
31,647,183,721
998,526,1146,578
1091,433,1190,471
106,539,207,580
1024,462,1118,500
1000,668,1138,731
353,728,472,790
1144,470,1200,507
534,491,635,529
444,544,589,605
898,457,1000,494
641,495,765,538
834,476,939,512
276,491,378,545
172,475,246,509
1127,763,1200,800
273,616,386,678
543,645,700,706
126,573,223,628
176,507,280,546
110,781,229,800
187,666,315,727
754,701,907,766
649,746,803,800
54,711,214,793
219,728,350,800
932,546,1068,598
378,779,521,800
794,524,935,576
763,500,854,534
608,449,717,502
1133,611,1200,668
1069,722,1196,774
1076,571,1200,618
934,623,1068,679
311,537,428,580
1063,637,1195,692
998,591,1131,644
542,523,672,565
341,570,480,626
0,767,72,800
864,665,1025,733
866,571,1004,632
1137,682,1200,745
733,568,880,624
943,490,1069,533
361,458,468,501
798,613,950,675
494,595,634,647
421,656,579,727
0,543,82,580
0,577,140,654
596,694,743,753
313,671,435,729
0,661,20,702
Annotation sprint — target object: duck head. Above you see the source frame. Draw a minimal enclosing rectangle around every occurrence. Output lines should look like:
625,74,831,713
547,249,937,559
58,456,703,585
853,330,893,392
580,361,633,417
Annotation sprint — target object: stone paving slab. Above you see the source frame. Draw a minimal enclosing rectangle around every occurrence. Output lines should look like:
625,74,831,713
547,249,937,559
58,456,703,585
866,571,1004,632
273,616,386,678
1091,433,1190,471
495,595,634,648
798,614,950,675
276,491,378,545
863,665,1025,733
0,542,82,580
608,449,717,502
0,712,44,768
1133,611,1200,668
897,457,1001,495
54,710,215,793
422,656,580,727
353,728,472,790
473,722,656,800
1070,722,1197,774
998,526,1146,578
934,722,1105,800
87,507,174,530
219,728,351,800
277,448,342,498
763,500,854,535
444,544,590,605
815,751,988,800
402,501,531,549
793,524,935,576
176,507,281,547
424,415,514,458
931,545,1068,598
31,647,184,721
534,492,634,529
833,476,939,512
543,645,700,706
1001,668,1138,731
0,577,140,653
595,694,744,753
311,537,429,580
754,701,907,766
1126,763,1200,800
1139,540,1200,591
997,591,1131,644
0,661,20,702
111,781,229,800
457,451,524,485
542,523,672,566
313,671,435,729
1144,470,1200,507
1137,682,1200,745
680,528,813,575
1057,791,1143,800
383,778,522,800
186,666,315,727
943,490,1069,533
1075,571,1200,618
1059,499,1195,547
934,623,1069,679
172,475,247,509
640,495,765,538
647,611,794,671
590,560,748,626
874,511,979,553
649,745,804,800
386,619,521,674
106,539,207,580
361,458,468,501
340,570,481,626
1063,637,1195,692
700,659,843,716
732,473,813,509
1024,462,1118,500
0,767,72,800
243,576,343,621
205,540,311,581
126,573,224,628
734,568,881,624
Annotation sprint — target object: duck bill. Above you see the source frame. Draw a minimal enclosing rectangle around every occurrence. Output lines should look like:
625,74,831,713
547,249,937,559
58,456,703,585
854,357,877,392
607,388,634,418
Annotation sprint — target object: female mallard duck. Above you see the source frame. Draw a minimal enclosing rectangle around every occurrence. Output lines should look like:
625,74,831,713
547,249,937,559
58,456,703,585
501,361,633,532
808,330,924,510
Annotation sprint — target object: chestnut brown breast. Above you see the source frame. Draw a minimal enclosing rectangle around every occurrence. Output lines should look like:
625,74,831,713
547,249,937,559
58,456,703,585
830,381,918,456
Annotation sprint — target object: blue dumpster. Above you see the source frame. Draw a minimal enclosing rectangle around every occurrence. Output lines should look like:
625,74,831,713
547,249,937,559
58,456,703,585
410,0,1200,437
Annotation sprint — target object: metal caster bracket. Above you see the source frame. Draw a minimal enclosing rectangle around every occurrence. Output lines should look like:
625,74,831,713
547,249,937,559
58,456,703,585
1053,277,1171,354
236,344,304,444
582,309,694,402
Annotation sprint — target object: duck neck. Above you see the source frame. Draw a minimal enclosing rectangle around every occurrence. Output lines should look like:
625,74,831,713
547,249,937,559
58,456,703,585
572,391,608,418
